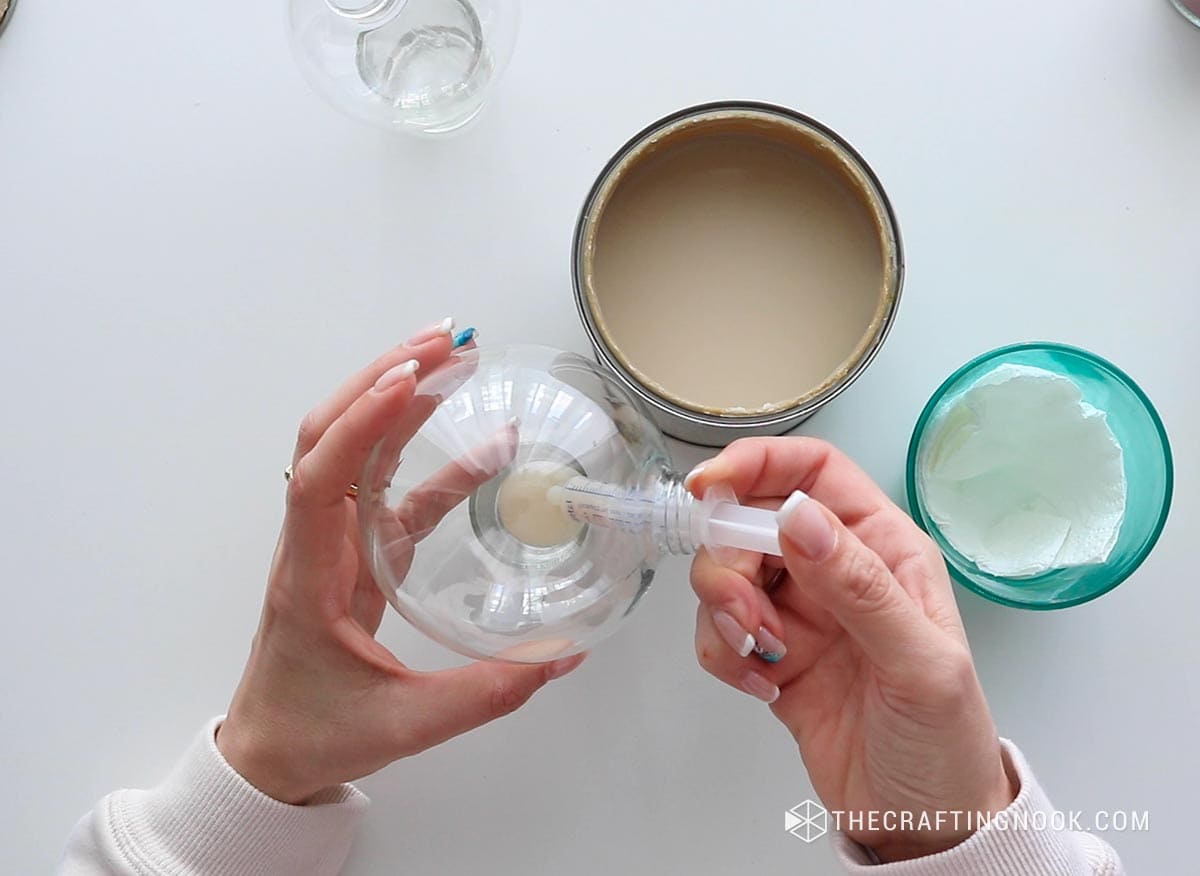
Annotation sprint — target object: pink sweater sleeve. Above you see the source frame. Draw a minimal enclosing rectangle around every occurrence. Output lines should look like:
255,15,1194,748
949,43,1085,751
58,717,367,876
834,740,1124,875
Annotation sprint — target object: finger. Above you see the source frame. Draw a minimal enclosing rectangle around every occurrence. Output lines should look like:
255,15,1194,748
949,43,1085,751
686,436,889,514
686,437,929,570
400,654,586,747
299,340,490,510
775,491,940,671
292,322,456,465
695,607,780,703
351,352,492,589
690,549,787,663
395,420,520,540
366,419,520,582
358,348,485,498
287,359,423,512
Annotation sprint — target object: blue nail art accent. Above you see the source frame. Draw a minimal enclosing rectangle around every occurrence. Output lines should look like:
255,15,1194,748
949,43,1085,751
452,327,477,349
755,647,784,664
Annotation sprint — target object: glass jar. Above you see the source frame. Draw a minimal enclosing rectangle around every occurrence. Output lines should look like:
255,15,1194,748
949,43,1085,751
287,0,520,135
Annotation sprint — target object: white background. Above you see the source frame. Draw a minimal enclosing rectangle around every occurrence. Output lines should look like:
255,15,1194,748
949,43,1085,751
2,1,1197,873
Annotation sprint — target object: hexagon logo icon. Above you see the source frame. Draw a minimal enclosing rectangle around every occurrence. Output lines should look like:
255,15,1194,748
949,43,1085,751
785,799,828,843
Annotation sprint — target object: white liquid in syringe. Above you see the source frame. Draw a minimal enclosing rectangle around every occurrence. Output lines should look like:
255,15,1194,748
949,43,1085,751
495,462,585,547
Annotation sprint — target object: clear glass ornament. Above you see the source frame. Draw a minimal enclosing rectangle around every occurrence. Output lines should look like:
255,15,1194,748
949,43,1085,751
286,0,519,135
358,345,786,663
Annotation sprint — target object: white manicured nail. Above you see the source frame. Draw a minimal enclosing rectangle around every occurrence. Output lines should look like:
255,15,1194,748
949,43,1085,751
407,318,455,345
374,359,419,391
683,463,707,493
777,490,837,562
776,490,809,523
713,609,754,657
740,670,780,704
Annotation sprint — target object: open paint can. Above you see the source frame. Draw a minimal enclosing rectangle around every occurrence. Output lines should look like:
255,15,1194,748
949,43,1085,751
572,101,904,446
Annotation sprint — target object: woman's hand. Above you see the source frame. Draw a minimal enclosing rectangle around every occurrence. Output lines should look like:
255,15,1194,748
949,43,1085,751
217,323,584,805
687,437,1016,862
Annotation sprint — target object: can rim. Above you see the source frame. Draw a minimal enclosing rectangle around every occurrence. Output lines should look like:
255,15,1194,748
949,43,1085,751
570,100,905,431
0,0,17,40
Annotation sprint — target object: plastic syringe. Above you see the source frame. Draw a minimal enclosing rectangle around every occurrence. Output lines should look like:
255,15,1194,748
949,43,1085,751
548,475,783,557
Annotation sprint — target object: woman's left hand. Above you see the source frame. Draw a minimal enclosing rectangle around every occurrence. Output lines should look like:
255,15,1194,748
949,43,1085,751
216,324,584,805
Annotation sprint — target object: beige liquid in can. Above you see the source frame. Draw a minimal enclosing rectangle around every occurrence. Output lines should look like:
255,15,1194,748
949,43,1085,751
585,113,894,415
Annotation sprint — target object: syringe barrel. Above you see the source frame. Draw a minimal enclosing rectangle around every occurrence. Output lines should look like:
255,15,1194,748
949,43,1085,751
554,477,656,535
554,476,783,558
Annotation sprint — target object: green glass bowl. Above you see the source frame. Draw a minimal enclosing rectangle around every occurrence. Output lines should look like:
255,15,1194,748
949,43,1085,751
906,342,1173,609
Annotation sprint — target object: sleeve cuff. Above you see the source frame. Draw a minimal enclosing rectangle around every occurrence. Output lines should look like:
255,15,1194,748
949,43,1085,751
102,716,368,876
833,739,1121,875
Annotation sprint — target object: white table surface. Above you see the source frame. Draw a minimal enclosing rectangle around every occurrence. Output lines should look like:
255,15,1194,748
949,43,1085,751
2,2,1197,873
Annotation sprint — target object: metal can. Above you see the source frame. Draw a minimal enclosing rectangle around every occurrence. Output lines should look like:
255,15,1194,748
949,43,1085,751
572,101,904,447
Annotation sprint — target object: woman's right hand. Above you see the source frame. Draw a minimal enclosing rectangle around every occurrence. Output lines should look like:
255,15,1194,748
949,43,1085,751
687,438,1017,863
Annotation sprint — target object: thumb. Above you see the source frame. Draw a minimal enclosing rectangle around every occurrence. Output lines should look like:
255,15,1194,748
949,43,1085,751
775,492,934,670
407,654,586,747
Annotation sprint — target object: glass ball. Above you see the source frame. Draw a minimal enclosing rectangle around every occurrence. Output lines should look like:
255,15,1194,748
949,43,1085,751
286,0,519,135
358,345,673,662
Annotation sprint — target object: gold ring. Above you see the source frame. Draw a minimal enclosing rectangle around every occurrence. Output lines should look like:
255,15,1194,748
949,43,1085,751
284,464,358,499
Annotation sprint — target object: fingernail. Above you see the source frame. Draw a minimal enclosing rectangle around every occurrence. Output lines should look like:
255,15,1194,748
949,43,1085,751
739,670,780,704
546,655,584,680
776,490,837,562
408,317,455,345
753,626,787,663
374,359,419,391
712,610,754,658
683,463,707,493
452,327,477,349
